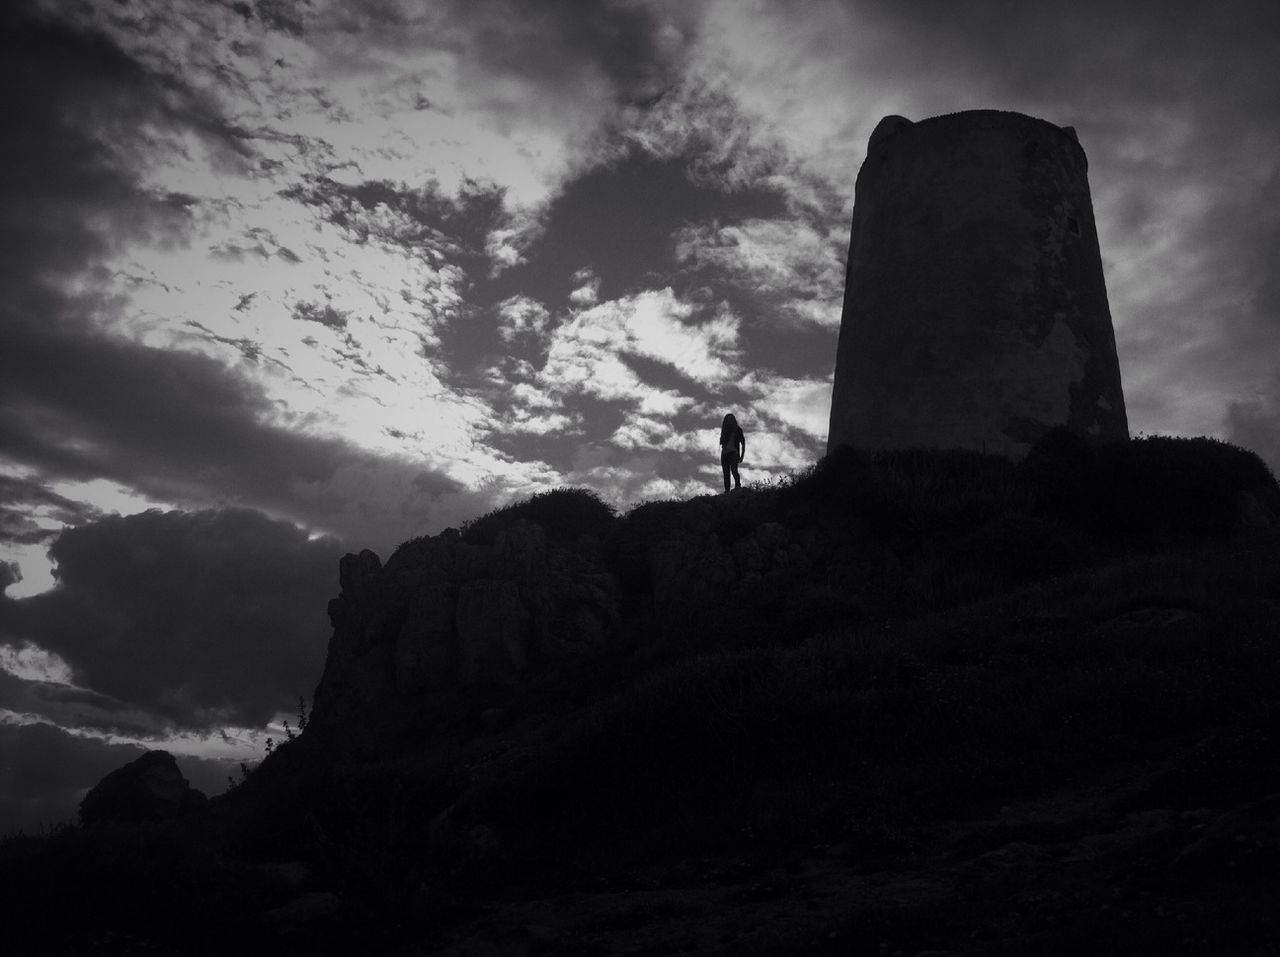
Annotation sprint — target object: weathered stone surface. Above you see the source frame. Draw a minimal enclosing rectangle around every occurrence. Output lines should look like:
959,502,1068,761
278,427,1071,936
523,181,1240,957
455,579,530,685
395,580,456,694
338,548,382,598
308,519,632,744
828,110,1128,458
79,750,206,826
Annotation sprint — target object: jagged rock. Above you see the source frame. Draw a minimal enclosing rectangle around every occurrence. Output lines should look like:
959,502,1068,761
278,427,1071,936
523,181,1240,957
339,548,383,595
79,750,206,826
310,518,630,742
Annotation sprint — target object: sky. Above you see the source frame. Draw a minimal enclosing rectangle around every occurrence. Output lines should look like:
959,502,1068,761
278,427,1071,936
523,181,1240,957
2,0,1279,833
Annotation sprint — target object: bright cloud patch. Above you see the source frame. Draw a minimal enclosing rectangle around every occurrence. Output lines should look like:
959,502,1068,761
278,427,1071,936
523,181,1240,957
547,289,716,387
744,373,834,440
0,643,74,686
677,218,846,328
497,296,552,342
526,287,742,429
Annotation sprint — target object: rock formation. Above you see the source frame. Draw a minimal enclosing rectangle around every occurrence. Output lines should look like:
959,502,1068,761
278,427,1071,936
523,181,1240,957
827,110,1129,457
305,505,858,756
309,520,625,754
79,750,206,826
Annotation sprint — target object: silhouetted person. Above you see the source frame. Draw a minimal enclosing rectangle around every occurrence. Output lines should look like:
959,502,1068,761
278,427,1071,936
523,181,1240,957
720,413,745,492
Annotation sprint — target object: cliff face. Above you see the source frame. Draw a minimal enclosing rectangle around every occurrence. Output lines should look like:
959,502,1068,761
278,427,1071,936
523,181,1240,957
307,507,857,755
306,439,1280,758
40,443,1280,957
310,520,624,753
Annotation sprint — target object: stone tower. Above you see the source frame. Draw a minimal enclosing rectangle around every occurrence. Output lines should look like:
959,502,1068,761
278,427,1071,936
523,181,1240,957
826,110,1128,457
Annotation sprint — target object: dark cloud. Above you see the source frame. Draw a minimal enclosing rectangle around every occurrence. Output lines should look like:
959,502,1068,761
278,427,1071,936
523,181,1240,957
0,477,102,547
453,0,696,105
0,508,339,731
292,300,351,331
837,0,1280,105
488,148,788,309
235,0,307,37
0,721,232,836
0,563,20,595
282,175,510,271
0,7,190,288
0,4,507,563
0,668,161,741
317,0,697,108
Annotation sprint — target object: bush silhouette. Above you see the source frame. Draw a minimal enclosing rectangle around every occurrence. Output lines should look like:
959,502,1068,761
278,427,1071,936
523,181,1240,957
1020,428,1279,545
459,487,616,545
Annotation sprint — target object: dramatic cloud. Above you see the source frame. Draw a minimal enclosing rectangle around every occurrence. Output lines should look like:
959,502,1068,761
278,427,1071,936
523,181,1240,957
676,217,846,329
5,0,1280,829
0,508,340,732
693,0,1280,464
0,318,493,550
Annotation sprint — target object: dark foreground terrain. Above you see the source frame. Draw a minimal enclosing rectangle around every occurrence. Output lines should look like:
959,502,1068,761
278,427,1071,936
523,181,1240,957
5,432,1280,956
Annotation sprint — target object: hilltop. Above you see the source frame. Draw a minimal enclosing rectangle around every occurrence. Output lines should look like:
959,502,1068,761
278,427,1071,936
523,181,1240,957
5,431,1280,955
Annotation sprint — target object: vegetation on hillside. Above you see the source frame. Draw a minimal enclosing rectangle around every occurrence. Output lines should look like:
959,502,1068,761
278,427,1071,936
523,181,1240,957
4,431,1280,955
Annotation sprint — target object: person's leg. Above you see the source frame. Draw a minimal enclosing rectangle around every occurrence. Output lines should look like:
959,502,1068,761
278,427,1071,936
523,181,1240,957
731,458,740,489
722,453,731,492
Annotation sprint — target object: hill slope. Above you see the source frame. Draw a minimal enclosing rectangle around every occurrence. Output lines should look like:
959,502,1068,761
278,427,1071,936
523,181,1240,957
5,433,1280,956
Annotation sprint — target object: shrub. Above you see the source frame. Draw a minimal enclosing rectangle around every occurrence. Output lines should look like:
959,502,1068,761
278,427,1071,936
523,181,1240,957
459,487,616,546
1097,435,1278,541
1020,429,1279,545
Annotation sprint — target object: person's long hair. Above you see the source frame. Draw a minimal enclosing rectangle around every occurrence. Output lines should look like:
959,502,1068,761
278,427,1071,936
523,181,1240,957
720,413,738,445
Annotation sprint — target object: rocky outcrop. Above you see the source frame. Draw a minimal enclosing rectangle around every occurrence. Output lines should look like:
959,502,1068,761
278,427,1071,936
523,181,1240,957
305,437,1280,758
310,520,624,750
651,522,830,640
305,499,871,757
79,750,206,826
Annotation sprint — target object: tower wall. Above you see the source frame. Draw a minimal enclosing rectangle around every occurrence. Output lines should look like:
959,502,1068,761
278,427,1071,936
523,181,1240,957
826,110,1128,457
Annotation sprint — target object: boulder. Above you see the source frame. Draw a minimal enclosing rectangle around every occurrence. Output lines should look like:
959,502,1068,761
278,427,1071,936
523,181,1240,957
79,750,206,826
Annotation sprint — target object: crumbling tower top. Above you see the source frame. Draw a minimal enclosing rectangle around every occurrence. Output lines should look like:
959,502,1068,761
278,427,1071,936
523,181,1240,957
827,110,1128,457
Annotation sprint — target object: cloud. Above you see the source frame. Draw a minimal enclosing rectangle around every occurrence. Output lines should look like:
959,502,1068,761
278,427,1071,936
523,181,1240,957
0,475,102,547
496,296,552,343
484,145,789,309
676,217,845,328
0,563,20,596
1226,388,1280,479
691,0,1280,445
0,642,73,685
0,316,491,548
0,719,232,836
292,300,351,331
537,289,740,410
445,0,698,106
0,3,250,279
282,175,512,270
742,373,834,441
0,508,339,733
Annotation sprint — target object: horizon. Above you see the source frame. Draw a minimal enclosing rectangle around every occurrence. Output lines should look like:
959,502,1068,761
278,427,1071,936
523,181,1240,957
3,0,1280,834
